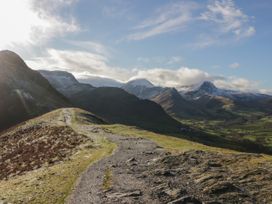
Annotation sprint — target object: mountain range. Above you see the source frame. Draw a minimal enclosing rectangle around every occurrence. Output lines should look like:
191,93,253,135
1,50,272,152
120,78,272,120
40,70,183,133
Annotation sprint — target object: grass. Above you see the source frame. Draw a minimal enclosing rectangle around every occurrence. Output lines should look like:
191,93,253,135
0,108,117,204
0,141,115,204
180,115,272,148
102,124,237,154
0,143,115,204
103,167,113,191
102,124,272,166
1,108,271,203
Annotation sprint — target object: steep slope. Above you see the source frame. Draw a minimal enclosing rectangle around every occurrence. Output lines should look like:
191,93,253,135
152,88,206,118
40,71,183,133
0,51,69,131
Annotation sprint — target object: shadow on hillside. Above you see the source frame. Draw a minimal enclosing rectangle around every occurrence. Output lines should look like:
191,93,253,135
151,127,272,155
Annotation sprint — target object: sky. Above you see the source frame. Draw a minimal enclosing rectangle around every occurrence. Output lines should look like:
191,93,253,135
0,0,272,93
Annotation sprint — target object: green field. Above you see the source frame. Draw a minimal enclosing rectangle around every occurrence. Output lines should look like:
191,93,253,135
180,115,272,149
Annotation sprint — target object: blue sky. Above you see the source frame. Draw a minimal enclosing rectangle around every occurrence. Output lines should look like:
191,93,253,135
0,0,271,93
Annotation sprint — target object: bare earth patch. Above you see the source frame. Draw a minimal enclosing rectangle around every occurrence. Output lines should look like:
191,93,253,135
0,124,88,179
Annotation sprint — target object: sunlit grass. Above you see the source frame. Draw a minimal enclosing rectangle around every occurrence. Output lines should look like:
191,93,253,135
0,141,116,204
101,124,236,154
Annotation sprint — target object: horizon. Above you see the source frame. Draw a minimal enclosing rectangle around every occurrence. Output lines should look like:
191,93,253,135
0,0,271,93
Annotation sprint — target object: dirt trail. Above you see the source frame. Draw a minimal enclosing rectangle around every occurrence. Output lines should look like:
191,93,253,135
67,131,166,204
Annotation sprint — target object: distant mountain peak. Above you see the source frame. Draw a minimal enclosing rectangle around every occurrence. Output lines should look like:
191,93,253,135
198,81,218,93
127,78,154,88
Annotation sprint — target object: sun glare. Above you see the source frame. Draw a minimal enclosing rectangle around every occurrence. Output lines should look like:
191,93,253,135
0,0,44,48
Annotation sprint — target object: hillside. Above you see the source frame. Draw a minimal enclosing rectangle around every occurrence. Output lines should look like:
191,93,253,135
1,108,272,204
40,70,183,133
0,108,115,204
0,51,69,131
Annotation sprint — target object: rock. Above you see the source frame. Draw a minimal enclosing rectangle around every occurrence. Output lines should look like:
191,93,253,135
167,196,202,204
144,151,154,155
126,157,137,163
204,182,242,195
154,169,177,177
107,190,142,198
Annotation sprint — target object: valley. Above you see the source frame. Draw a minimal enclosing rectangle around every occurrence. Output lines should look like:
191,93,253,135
181,115,272,150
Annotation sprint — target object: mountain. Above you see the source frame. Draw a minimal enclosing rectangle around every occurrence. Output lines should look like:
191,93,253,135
186,81,272,114
123,79,235,120
40,70,94,98
40,71,183,133
153,88,235,120
77,75,123,87
122,79,168,100
125,78,154,88
0,51,69,131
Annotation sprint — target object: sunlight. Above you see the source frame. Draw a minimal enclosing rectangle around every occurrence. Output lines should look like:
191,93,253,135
0,0,46,48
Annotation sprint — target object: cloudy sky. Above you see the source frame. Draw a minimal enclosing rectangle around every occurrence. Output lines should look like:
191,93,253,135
0,0,271,93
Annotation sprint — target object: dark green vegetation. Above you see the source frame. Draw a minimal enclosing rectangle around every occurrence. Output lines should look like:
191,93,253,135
180,114,272,153
0,51,68,131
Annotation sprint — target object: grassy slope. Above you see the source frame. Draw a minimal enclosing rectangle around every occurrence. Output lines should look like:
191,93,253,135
101,124,236,154
102,124,272,167
1,108,271,203
0,109,116,204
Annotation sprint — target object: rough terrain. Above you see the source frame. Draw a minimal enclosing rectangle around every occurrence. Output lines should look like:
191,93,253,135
1,108,272,204
68,127,272,204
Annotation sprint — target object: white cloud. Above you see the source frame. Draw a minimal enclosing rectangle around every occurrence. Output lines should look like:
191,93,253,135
200,0,255,38
191,34,219,48
26,48,268,94
26,48,132,81
214,77,260,92
0,0,79,49
166,56,183,65
229,62,240,69
136,56,183,66
130,68,213,87
128,0,255,47
127,1,198,40
67,40,112,57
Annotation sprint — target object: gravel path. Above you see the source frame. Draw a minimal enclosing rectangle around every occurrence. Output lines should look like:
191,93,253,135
67,132,166,204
